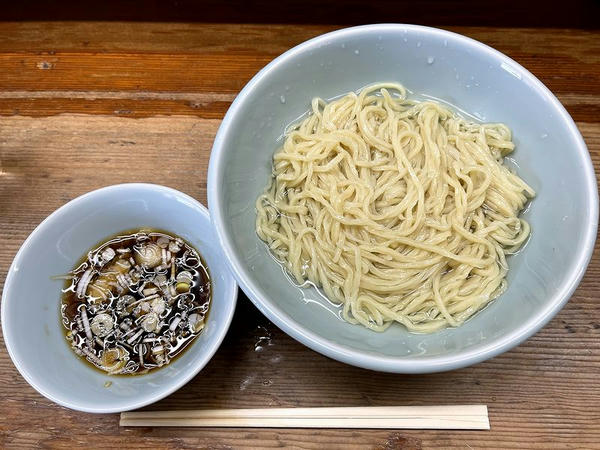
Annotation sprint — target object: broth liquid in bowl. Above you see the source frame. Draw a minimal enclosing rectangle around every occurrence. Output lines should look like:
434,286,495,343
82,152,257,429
60,229,211,375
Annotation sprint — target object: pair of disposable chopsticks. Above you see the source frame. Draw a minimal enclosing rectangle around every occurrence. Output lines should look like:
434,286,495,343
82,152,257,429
120,405,489,430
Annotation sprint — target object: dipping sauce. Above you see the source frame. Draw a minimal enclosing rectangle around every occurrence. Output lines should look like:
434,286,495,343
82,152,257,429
60,229,211,375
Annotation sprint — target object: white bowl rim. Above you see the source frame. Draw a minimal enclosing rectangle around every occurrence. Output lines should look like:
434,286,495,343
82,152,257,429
208,24,599,373
1,183,238,412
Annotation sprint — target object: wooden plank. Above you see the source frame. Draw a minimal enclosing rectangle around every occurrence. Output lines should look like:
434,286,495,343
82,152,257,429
0,25,597,122
0,92,234,118
0,53,273,92
0,22,339,54
0,96,230,119
0,23,595,60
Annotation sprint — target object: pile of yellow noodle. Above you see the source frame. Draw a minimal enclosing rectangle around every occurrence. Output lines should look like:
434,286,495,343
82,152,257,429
256,83,534,333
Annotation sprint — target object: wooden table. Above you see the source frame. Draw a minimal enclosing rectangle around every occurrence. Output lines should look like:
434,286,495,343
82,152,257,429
0,22,599,449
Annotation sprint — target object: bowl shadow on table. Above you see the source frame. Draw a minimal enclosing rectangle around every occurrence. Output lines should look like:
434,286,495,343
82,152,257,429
145,288,501,412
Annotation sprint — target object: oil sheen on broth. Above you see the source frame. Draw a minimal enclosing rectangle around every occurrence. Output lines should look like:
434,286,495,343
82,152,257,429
60,229,211,375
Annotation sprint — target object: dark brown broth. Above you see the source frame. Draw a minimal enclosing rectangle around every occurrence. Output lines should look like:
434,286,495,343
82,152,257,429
60,228,211,376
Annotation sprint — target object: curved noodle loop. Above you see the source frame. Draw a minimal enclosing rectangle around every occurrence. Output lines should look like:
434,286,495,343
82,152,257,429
256,83,534,333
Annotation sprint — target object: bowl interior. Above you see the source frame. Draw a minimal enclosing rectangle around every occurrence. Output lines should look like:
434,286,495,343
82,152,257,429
2,184,237,412
211,25,597,371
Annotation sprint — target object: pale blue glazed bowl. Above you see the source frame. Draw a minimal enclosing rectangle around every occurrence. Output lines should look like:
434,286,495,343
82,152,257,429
208,24,598,373
2,184,238,412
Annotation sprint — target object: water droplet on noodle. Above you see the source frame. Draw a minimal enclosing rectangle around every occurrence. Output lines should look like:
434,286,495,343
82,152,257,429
427,56,435,65
280,95,286,104
354,49,360,55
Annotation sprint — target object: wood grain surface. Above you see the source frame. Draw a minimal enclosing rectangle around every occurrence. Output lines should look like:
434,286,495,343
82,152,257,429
0,22,599,449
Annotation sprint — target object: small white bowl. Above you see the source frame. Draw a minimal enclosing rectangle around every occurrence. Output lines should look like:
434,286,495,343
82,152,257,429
1,183,237,413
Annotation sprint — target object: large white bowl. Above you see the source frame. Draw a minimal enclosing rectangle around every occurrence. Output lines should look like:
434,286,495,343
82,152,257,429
1,184,238,412
208,24,598,373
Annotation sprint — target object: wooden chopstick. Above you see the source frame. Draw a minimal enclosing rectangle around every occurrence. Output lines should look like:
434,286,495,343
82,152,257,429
120,405,489,430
